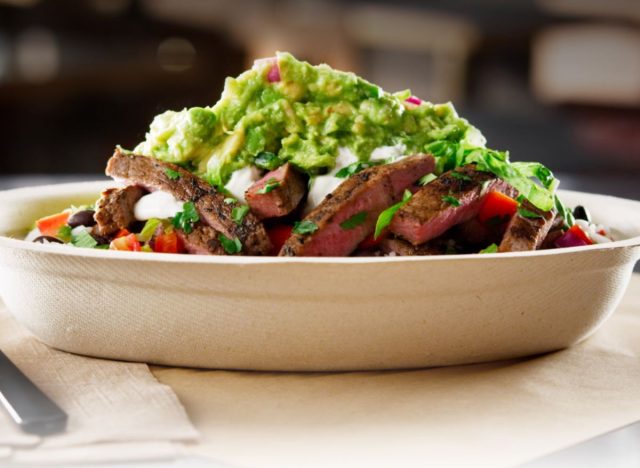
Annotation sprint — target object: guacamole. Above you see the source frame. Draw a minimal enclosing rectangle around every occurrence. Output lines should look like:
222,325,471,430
135,52,485,187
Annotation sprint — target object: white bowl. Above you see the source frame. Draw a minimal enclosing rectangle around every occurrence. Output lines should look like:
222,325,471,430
0,181,639,371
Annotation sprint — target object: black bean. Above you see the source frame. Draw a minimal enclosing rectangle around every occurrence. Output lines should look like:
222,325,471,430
68,210,96,228
33,236,64,244
572,205,591,222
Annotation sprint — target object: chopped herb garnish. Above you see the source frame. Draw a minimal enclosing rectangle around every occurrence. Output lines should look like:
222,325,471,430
479,243,499,254
165,168,181,180
374,189,412,239
232,205,250,224
293,220,318,235
224,197,237,205
335,162,369,178
171,201,200,234
450,171,472,182
218,234,242,254
57,224,72,242
257,178,281,194
417,173,437,186
517,207,544,219
71,229,98,249
442,195,461,207
254,151,280,170
339,211,367,230
139,218,162,242
95,244,110,250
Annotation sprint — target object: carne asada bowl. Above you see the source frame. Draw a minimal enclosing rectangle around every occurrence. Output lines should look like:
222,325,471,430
1,52,639,370
0,183,638,371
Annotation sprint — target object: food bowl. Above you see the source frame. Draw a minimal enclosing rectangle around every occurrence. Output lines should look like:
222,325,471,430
0,181,638,371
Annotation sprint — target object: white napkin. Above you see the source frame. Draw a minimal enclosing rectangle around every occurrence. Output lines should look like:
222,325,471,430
0,305,199,464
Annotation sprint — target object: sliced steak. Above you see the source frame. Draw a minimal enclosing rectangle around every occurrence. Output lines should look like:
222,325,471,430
245,163,306,219
94,185,146,237
390,165,517,246
279,154,435,257
176,225,227,255
379,237,446,256
105,149,271,255
499,200,555,252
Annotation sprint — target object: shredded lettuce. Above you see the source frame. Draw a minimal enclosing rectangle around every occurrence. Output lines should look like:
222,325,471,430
424,140,572,225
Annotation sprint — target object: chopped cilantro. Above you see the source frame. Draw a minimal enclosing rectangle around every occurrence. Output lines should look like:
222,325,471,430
450,171,471,182
71,229,98,249
339,211,367,230
57,224,72,243
293,220,318,235
224,197,237,205
517,207,544,219
165,168,181,180
257,178,281,194
442,195,461,207
254,151,280,170
417,173,437,186
479,243,499,254
171,202,200,234
232,205,250,224
374,189,412,239
335,162,368,178
218,234,242,254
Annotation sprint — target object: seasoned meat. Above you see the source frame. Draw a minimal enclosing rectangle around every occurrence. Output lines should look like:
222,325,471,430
379,237,446,256
176,225,227,255
105,148,271,255
499,200,555,252
280,154,435,256
390,165,517,246
245,163,306,219
94,185,146,237
540,216,565,249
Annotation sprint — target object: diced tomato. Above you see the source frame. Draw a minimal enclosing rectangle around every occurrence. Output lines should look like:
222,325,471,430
478,191,519,225
568,224,593,245
359,231,386,250
153,231,184,254
114,228,131,238
36,212,70,237
267,224,293,255
110,233,141,252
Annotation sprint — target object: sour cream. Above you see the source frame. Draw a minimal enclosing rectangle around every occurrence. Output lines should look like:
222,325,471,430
225,166,261,203
306,147,359,212
134,191,184,221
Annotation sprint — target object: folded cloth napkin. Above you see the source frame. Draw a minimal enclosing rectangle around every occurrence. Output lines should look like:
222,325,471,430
0,305,199,464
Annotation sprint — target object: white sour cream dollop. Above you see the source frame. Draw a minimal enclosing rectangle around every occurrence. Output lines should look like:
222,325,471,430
134,191,184,221
305,145,406,212
225,166,261,203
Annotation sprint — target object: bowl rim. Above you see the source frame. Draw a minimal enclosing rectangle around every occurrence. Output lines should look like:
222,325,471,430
1,181,639,265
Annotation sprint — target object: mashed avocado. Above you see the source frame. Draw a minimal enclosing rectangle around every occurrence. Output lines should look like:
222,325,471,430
135,52,485,187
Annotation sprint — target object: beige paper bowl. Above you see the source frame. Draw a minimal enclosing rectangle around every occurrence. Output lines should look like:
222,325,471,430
0,181,639,371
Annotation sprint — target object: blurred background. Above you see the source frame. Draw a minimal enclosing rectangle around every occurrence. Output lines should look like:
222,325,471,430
0,0,639,198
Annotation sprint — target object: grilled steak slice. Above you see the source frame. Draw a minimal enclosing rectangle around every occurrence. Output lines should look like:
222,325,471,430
379,237,446,256
94,186,146,237
390,165,517,246
105,149,271,255
280,154,435,257
245,163,306,219
499,200,555,252
176,225,227,255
